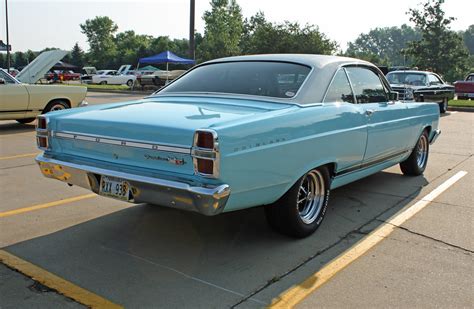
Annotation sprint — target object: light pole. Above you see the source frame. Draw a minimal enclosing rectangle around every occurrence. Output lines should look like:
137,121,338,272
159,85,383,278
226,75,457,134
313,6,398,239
189,0,195,60
5,0,11,72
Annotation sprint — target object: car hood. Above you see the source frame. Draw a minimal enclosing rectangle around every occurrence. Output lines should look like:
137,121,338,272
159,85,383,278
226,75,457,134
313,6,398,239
16,50,68,84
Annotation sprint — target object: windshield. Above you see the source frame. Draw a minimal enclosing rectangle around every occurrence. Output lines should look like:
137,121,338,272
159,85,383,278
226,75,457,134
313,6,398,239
158,61,311,99
387,72,427,86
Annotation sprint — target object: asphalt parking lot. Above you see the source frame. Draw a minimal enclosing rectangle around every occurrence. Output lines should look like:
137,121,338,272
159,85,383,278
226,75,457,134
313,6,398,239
0,92,473,308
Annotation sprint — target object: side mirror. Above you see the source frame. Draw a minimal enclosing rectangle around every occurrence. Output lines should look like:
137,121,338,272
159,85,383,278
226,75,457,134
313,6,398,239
389,91,399,101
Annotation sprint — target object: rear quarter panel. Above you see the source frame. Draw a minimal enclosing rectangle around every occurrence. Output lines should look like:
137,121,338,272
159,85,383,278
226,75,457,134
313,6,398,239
216,103,368,211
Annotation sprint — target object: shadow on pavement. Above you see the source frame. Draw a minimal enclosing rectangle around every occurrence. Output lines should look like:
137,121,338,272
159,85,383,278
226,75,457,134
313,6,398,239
0,122,36,135
4,170,426,308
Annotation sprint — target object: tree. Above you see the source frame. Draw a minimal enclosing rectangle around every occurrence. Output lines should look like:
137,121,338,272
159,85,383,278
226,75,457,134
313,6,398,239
13,52,27,68
0,53,6,68
197,0,244,61
346,25,421,66
70,43,85,68
114,31,152,67
80,16,118,68
405,0,469,81
462,25,474,54
241,12,337,55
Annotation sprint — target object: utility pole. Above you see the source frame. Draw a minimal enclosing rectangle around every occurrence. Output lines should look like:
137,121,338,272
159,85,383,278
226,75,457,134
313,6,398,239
189,0,195,60
5,0,11,72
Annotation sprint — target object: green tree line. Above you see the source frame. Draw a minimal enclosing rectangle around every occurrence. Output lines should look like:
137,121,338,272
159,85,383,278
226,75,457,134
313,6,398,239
1,0,471,81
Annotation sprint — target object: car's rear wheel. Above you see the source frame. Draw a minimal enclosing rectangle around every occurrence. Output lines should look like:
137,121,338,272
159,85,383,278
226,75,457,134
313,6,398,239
264,166,330,238
400,130,429,176
16,118,35,124
100,81,107,85
439,98,448,113
126,79,134,87
43,100,70,114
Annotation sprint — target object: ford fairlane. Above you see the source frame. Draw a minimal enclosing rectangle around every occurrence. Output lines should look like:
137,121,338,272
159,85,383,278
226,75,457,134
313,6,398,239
35,55,441,238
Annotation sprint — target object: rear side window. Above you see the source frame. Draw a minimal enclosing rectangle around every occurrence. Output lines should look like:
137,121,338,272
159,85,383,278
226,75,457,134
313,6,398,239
159,61,311,98
345,67,388,103
323,69,354,103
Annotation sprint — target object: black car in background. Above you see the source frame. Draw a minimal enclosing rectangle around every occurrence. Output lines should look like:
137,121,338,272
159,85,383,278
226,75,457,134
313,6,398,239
386,70,454,113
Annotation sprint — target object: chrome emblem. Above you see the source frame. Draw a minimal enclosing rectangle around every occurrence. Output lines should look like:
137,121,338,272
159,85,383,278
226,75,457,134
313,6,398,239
144,154,186,165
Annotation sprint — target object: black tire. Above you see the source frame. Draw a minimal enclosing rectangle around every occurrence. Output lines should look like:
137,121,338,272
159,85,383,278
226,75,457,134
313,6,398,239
43,100,70,114
126,79,134,87
100,81,107,85
400,130,429,176
264,166,330,238
16,118,35,124
439,98,448,113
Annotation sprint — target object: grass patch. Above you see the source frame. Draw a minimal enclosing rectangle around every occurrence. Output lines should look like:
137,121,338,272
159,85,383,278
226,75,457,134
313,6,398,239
449,99,474,108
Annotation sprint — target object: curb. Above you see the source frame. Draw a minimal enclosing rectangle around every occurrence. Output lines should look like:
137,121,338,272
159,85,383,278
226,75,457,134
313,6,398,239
448,106,474,112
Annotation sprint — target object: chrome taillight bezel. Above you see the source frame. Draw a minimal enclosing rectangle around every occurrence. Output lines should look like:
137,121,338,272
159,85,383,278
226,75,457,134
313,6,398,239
191,129,220,178
36,116,50,151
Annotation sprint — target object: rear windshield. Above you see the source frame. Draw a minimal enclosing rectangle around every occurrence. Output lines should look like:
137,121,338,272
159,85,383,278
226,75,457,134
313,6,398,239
387,72,427,86
158,61,311,98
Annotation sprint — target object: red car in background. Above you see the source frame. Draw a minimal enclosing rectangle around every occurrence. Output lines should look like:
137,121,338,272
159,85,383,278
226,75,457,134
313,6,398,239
45,70,81,82
454,73,474,100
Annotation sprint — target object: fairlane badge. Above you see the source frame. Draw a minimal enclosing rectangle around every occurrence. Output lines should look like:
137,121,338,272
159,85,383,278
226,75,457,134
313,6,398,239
144,154,186,165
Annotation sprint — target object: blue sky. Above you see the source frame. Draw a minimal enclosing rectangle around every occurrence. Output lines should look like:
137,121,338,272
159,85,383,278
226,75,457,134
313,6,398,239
1,0,472,53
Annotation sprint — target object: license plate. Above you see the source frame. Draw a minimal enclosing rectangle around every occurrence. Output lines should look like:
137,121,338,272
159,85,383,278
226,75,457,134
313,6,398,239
99,176,130,201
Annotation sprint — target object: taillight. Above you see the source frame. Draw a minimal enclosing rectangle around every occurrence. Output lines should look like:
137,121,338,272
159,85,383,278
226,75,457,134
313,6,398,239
36,116,49,150
196,131,214,149
192,130,219,178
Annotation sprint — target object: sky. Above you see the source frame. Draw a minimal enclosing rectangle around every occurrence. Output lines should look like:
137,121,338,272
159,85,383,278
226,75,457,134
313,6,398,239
0,0,472,53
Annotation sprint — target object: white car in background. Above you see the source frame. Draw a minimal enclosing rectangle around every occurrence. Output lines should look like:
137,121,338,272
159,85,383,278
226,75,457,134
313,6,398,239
91,66,136,87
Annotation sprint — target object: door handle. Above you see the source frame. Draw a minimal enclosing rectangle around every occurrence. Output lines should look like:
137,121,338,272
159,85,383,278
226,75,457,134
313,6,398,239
365,109,375,116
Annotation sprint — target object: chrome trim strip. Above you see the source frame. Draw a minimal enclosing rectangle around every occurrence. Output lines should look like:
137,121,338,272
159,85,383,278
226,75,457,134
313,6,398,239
335,149,411,177
53,131,191,155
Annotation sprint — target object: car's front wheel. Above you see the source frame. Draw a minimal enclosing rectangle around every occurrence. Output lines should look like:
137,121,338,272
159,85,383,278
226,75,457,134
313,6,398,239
400,130,429,176
126,79,134,87
100,81,107,85
265,166,330,238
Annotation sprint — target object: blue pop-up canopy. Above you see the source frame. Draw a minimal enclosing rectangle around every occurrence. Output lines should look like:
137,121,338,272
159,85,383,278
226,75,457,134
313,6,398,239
139,51,195,65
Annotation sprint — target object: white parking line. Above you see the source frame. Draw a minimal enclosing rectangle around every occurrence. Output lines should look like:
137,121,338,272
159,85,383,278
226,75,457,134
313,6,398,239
270,170,468,308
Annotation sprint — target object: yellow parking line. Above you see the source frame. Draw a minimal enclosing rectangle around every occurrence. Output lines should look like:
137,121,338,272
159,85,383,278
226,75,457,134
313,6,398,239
0,152,39,160
0,250,122,308
269,171,468,308
0,194,96,218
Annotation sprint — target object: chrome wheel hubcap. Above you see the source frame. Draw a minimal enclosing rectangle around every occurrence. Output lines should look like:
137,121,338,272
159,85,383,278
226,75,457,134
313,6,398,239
416,134,428,168
297,170,326,224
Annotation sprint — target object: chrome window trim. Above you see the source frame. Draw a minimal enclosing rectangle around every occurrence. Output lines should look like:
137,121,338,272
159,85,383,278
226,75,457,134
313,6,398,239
53,131,191,155
322,67,357,104
152,60,315,103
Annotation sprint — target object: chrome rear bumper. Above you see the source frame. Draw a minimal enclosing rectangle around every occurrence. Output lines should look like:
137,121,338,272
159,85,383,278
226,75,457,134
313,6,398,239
36,155,230,216
430,129,441,144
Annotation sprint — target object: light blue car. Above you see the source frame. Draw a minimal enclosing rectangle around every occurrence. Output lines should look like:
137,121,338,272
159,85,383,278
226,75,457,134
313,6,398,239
35,54,440,238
